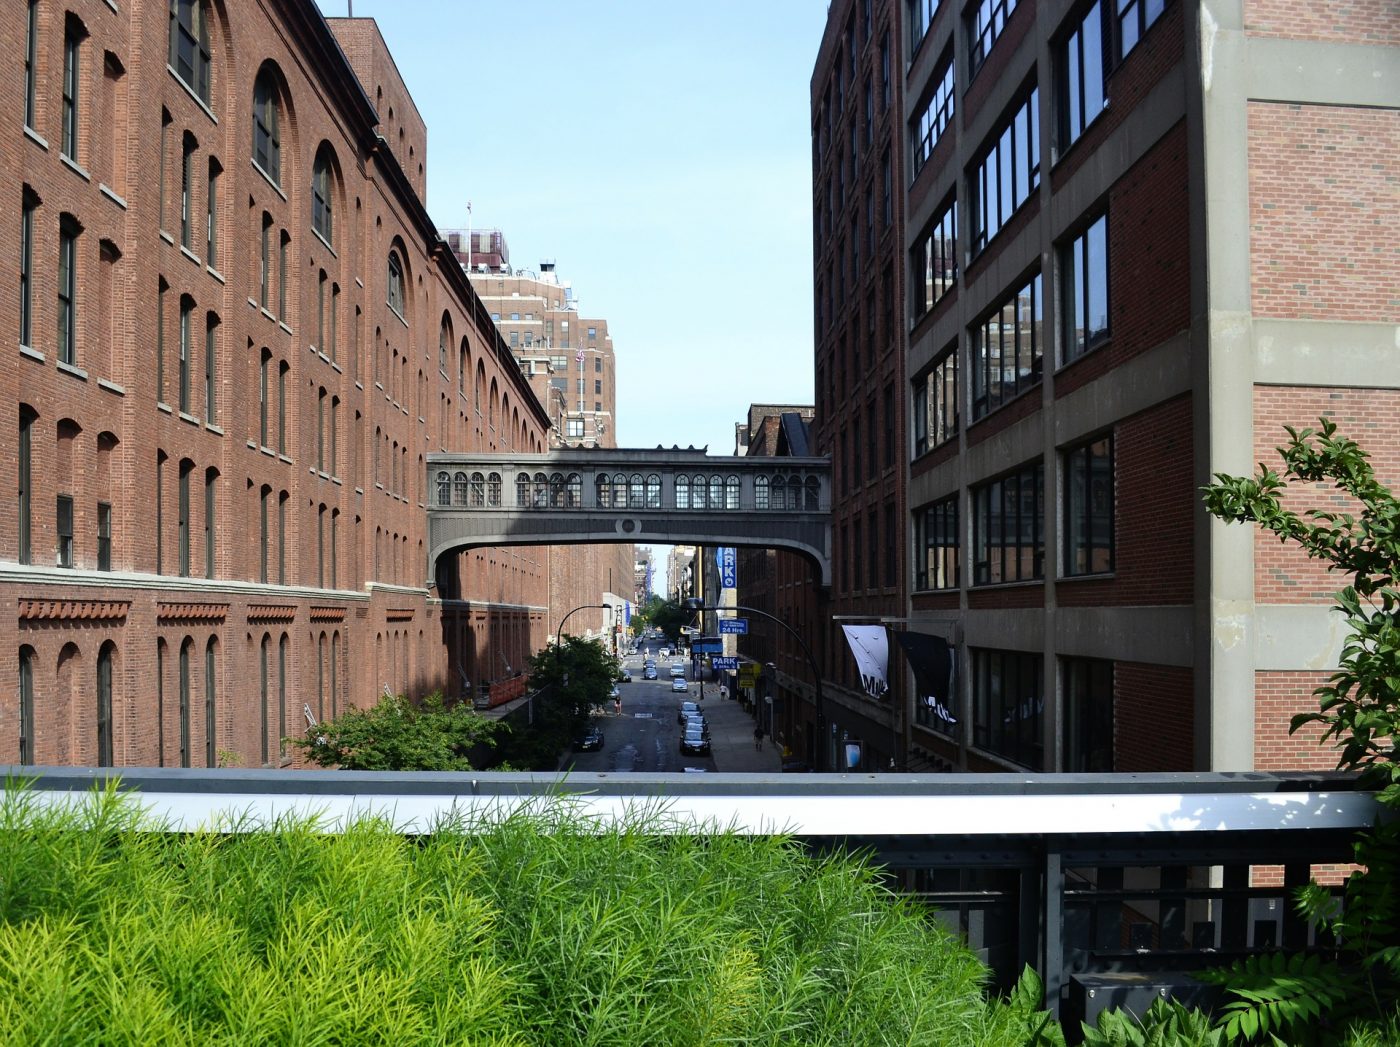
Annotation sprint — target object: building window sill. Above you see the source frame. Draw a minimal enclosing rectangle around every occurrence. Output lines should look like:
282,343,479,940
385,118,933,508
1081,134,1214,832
56,360,88,381
20,344,44,363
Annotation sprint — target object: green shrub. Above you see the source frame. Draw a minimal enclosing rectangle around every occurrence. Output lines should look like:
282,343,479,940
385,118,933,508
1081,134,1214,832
0,785,1026,1046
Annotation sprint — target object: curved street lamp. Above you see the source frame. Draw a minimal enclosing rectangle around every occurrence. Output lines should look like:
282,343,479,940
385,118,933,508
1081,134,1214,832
683,597,827,772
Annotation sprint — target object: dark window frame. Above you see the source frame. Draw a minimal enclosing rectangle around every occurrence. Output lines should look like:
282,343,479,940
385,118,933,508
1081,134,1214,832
969,86,1039,255
62,20,83,161
1063,432,1114,577
57,493,75,567
1115,0,1169,62
968,0,1019,78
916,494,960,591
19,407,35,565
57,217,80,367
1063,656,1114,771
972,459,1044,585
913,343,958,457
169,0,212,105
1058,0,1108,151
971,646,1043,769
251,69,281,184
971,271,1042,420
97,500,112,570
911,51,955,179
20,190,36,348
24,1,38,129
1060,212,1110,363
912,197,958,322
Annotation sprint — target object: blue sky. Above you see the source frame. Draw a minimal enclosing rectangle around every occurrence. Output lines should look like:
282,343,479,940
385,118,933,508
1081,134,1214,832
318,1,829,456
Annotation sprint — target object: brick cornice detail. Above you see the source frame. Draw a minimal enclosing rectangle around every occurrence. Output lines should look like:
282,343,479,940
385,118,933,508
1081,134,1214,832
309,605,347,622
19,598,131,622
157,602,230,624
386,607,416,622
247,604,298,623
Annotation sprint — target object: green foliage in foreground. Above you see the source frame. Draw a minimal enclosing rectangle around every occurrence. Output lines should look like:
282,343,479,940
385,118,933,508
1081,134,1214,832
291,690,504,771
0,785,1040,1046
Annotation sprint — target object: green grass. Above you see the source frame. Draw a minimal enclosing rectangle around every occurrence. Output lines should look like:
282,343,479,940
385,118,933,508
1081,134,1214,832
0,786,1029,1046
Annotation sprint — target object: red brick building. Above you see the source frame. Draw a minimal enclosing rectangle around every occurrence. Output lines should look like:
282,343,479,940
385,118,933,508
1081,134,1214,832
3,1,561,767
815,0,1398,772
805,0,913,772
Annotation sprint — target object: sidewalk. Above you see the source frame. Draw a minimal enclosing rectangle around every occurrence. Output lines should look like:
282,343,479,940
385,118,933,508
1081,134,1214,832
693,687,781,773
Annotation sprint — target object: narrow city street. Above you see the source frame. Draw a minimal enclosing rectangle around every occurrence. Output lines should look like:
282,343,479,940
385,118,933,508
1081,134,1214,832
561,652,781,774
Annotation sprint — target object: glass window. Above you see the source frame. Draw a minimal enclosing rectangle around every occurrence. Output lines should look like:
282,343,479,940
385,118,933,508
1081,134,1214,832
62,21,82,160
970,88,1039,253
913,344,958,456
916,496,959,590
178,295,192,412
180,134,196,248
912,198,958,321
911,53,954,178
1064,433,1114,576
178,460,192,576
387,252,404,316
204,639,217,767
909,0,942,52
97,644,113,766
1060,1,1107,149
968,0,1019,77
19,190,36,349
312,148,334,243
1116,0,1168,61
204,469,216,578
1061,213,1109,362
971,272,1042,420
972,648,1043,768
252,70,281,183
57,218,79,367
206,159,220,268
24,1,38,129
169,0,212,104
19,407,35,565
972,459,1043,584
19,647,34,764
204,312,218,422
1063,657,1114,771
57,494,74,567
98,501,112,570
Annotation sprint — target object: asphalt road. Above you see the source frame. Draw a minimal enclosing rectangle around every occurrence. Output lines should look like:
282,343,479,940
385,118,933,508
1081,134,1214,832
561,652,716,773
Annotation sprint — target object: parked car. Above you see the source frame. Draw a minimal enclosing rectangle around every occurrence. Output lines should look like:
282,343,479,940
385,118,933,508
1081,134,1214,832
679,725,711,756
671,677,689,693
617,668,632,683
643,666,658,680
677,700,700,724
669,663,686,678
573,725,605,752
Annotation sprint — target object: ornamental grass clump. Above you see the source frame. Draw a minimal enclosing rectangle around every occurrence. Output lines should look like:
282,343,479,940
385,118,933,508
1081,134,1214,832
0,785,1026,1046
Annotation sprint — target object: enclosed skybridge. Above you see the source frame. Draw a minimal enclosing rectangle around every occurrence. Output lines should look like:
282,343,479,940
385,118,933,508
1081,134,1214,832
426,448,832,585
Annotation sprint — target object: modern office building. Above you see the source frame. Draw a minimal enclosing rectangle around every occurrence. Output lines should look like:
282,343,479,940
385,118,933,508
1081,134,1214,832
828,0,1397,773
3,1,557,767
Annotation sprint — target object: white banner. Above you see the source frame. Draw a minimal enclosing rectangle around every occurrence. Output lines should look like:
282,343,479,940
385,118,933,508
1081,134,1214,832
840,625,889,699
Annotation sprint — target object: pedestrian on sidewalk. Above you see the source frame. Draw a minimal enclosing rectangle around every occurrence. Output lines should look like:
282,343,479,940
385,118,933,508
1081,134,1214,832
753,725,764,751
719,683,729,701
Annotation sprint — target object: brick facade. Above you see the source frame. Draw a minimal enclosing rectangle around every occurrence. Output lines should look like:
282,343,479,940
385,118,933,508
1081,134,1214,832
1247,103,1400,323
3,2,553,768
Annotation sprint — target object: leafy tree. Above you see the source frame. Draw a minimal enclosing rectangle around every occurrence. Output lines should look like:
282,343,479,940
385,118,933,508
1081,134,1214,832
291,691,503,771
646,598,692,645
491,637,618,769
1201,418,1400,1042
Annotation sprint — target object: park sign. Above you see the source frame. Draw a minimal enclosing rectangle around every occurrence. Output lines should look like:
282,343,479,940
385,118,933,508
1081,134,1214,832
718,618,748,635
711,657,739,671
717,547,737,588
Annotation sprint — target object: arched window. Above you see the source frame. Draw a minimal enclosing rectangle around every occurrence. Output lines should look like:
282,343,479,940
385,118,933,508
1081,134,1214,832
567,473,582,507
675,475,690,510
204,637,217,767
435,471,450,505
709,475,724,509
487,472,502,506
97,641,115,766
549,472,567,507
470,472,486,507
259,634,270,766
278,634,289,759
771,475,785,510
596,473,610,508
725,475,740,509
804,476,820,510
458,339,468,394
516,472,530,506
755,475,770,510
438,312,451,373
18,646,35,765
312,145,334,244
331,631,340,718
690,474,707,510
452,471,468,506
251,68,281,184
646,474,661,508
386,251,404,316
168,0,211,105
179,637,193,768
786,475,802,510
624,473,640,509
532,472,548,508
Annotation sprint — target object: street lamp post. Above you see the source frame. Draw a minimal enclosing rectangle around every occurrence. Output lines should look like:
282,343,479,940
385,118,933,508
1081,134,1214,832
683,598,828,772
552,602,611,690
